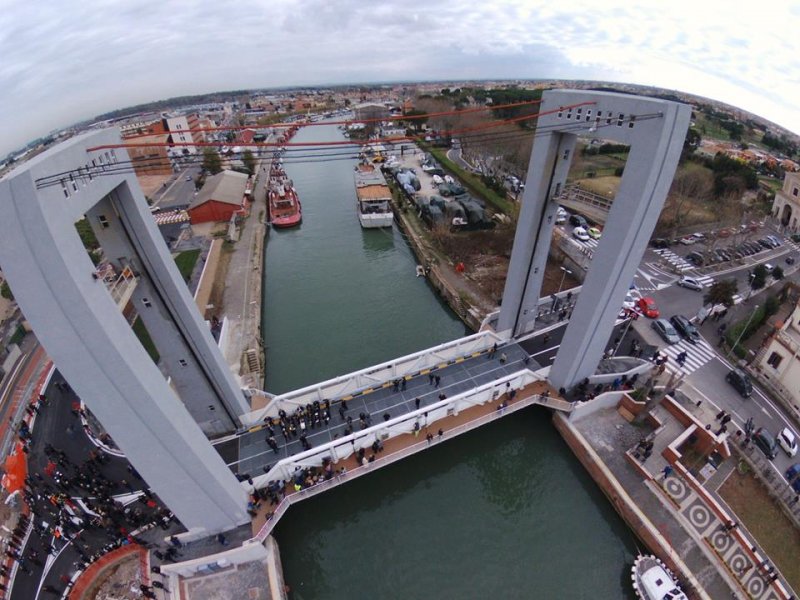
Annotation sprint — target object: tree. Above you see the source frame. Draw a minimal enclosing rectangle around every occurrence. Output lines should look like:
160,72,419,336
771,266,784,280
0,280,13,301
242,150,256,175
704,279,738,307
202,149,222,175
751,264,768,290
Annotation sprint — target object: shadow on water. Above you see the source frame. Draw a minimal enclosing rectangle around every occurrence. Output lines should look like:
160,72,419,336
275,407,638,599
360,227,395,255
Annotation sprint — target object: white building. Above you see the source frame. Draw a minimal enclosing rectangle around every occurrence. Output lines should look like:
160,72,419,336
755,301,800,403
164,115,203,156
771,171,800,230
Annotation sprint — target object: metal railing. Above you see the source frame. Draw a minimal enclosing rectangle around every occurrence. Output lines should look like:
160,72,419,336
241,330,504,425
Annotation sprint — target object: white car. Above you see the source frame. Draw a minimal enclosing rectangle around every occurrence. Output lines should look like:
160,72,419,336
622,289,643,310
432,175,444,185
556,206,567,224
573,226,590,242
779,428,798,457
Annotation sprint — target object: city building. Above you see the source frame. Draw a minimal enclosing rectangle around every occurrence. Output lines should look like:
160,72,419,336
188,170,250,224
164,114,204,155
755,301,800,403
124,133,173,177
771,171,800,229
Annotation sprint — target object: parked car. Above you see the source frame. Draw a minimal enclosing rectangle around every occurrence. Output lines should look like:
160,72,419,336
768,235,782,247
787,256,796,265
758,238,773,249
587,227,602,240
650,238,672,249
685,251,704,266
669,315,700,344
637,296,660,319
652,318,681,344
753,428,778,460
573,226,590,242
677,276,703,291
556,207,567,224
679,236,696,245
725,369,752,398
569,214,588,228
779,428,798,457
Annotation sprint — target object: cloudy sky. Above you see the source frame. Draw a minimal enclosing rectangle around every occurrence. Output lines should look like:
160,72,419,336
2,0,799,157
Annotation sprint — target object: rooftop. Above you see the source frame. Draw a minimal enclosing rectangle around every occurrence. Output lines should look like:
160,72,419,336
190,170,249,210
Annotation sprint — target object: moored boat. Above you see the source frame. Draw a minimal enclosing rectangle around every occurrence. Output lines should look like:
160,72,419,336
267,160,302,228
354,162,393,228
631,554,688,600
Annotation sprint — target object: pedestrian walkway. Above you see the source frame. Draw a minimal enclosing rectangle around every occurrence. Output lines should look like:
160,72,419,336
660,338,718,376
694,274,715,288
232,340,537,475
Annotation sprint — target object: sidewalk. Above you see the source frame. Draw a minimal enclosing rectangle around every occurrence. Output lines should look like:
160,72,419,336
218,160,268,391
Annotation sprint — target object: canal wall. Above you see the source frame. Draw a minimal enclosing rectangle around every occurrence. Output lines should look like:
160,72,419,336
552,411,713,600
389,201,487,332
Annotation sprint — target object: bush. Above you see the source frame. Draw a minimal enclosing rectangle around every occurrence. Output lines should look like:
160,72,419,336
772,266,784,280
0,280,13,301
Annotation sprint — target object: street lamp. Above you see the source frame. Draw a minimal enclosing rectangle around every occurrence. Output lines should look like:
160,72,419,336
727,304,758,362
558,266,572,294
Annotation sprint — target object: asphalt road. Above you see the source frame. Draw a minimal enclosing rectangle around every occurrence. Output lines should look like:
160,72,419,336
10,373,167,600
152,164,201,210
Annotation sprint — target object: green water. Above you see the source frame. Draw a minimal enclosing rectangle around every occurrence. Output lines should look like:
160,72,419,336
263,124,638,599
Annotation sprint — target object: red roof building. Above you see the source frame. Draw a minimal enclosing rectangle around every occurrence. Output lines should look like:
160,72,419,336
188,171,250,224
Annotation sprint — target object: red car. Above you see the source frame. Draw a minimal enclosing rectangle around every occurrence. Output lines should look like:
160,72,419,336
636,296,660,318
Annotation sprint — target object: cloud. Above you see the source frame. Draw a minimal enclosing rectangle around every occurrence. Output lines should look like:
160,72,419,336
1,0,799,157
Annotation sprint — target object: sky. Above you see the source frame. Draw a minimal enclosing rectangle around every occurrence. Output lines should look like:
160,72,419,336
2,0,800,157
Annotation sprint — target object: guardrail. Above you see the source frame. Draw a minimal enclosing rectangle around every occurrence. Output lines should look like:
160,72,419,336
241,330,504,425
250,387,558,543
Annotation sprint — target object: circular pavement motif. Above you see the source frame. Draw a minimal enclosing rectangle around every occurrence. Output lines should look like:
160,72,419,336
729,552,749,574
710,529,734,553
664,476,687,500
687,503,713,531
746,574,765,597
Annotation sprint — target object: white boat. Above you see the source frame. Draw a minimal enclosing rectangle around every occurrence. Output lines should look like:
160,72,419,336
631,555,688,600
354,163,393,228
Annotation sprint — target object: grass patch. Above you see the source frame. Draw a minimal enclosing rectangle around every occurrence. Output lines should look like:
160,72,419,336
174,249,201,282
573,176,621,198
132,317,160,364
419,142,514,216
719,468,800,591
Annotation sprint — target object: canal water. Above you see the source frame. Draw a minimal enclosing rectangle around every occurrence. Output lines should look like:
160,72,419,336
263,124,638,598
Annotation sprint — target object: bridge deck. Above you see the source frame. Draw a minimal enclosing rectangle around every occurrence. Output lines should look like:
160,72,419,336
233,341,538,476
249,377,562,537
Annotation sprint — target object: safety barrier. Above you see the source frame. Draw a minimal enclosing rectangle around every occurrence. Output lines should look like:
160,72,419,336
241,330,504,426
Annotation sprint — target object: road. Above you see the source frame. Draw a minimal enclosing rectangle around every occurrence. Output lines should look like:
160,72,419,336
9,373,168,600
152,164,201,210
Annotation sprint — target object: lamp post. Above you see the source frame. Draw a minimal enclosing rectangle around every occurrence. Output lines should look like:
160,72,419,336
727,304,758,362
558,266,572,295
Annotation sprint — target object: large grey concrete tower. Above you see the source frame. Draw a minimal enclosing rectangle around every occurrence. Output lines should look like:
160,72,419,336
498,89,691,390
0,129,249,536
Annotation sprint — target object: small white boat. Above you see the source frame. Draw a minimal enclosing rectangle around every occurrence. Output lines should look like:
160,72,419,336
631,555,687,600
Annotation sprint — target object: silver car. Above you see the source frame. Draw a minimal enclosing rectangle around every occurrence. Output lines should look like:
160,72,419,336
652,318,680,344
678,276,703,291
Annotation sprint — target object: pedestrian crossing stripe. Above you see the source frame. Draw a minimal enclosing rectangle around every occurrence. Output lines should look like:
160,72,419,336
660,339,717,375
732,294,743,305
653,248,695,272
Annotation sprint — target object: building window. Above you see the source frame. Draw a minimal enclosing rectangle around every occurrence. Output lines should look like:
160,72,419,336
179,359,188,367
142,298,152,308
98,215,109,228
767,352,783,369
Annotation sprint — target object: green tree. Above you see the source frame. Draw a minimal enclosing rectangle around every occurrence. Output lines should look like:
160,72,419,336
0,280,13,301
771,266,784,280
202,149,222,175
242,150,256,175
764,294,781,318
751,264,768,290
703,279,738,307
